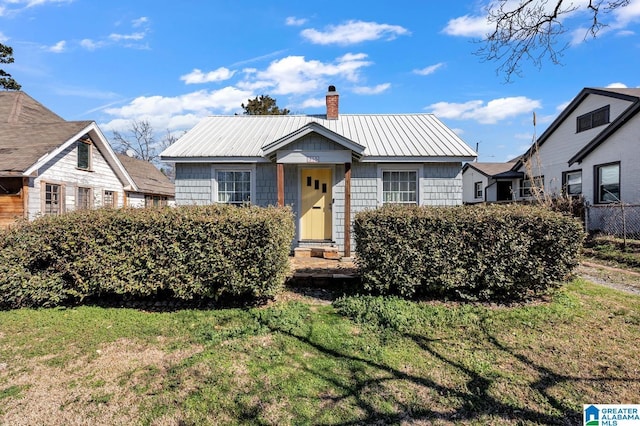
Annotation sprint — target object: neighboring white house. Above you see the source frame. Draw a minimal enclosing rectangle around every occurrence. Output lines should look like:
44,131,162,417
116,154,175,208
0,91,174,228
472,87,640,206
462,159,521,204
161,86,477,257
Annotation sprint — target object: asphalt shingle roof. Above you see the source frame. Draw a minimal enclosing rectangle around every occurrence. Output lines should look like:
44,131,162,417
116,154,175,196
1,92,94,175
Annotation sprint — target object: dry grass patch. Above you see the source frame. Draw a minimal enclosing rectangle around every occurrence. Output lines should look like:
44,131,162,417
1,338,202,426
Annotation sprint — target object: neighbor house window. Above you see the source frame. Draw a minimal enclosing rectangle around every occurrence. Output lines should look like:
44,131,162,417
103,190,116,207
77,187,92,209
217,171,251,204
562,170,582,196
77,141,91,170
520,175,544,198
44,183,62,215
474,181,483,199
577,105,610,133
382,171,417,204
145,195,168,207
595,162,620,203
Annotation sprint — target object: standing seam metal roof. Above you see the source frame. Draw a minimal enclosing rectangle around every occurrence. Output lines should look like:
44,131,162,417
161,114,476,159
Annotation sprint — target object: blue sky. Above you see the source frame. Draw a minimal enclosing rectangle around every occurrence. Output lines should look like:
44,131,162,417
2,0,640,161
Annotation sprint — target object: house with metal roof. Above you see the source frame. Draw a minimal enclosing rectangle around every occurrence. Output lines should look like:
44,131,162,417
0,91,174,227
161,86,477,257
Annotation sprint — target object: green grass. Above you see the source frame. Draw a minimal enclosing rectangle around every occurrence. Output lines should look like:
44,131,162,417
1,280,639,425
583,235,640,270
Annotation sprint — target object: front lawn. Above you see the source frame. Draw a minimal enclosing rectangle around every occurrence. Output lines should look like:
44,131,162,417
1,279,639,425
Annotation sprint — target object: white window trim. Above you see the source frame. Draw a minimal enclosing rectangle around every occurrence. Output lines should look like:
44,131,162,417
377,164,424,206
474,181,483,199
212,164,256,204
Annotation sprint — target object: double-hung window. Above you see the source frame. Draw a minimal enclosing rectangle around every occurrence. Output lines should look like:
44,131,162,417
103,190,116,208
217,171,251,205
520,175,544,198
474,181,483,199
44,183,62,215
382,170,418,204
595,162,620,203
77,187,92,209
77,140,91,170
562,170,582,196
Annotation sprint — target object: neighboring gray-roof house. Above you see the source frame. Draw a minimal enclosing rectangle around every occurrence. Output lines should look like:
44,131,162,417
0,91,173,227
462,159,522,204
475,87,640,207
161,86,477,256
116,154,175,208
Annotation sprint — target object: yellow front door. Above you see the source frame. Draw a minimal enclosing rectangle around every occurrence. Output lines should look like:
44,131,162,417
301,168,332,240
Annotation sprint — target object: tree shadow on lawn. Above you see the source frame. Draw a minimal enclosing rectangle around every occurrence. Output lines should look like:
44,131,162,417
258,317,639,425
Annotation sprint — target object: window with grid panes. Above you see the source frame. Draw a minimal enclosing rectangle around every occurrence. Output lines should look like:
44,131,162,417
217,171,251,204
382,170,417,204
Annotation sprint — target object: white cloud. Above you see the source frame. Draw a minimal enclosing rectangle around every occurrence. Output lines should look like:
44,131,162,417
247,53,374,96
606,82,628,88
132,16,148,28
299,97,325,109
413,63,444,76
301,20,409,45
427,96,541,124
180,67,236,84
0,31,8,42
285,16,307,26
80,38,105,50
612,0,640,28
47,40,66,53
102,87,254,132
443,15,491,37
352,83,391,95
0,0,73,15
108,32,146,42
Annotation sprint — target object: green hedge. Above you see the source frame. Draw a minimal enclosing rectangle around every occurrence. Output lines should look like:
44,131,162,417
0,205,294,309
354,204,585,301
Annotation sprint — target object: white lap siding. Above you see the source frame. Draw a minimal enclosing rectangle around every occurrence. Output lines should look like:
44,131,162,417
29,141,125,219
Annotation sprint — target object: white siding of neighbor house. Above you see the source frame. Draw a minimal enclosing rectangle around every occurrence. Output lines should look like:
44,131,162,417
515,94,634,202
127,193,146,208
462,167,489,203
28,140,125,219
578,114,640,204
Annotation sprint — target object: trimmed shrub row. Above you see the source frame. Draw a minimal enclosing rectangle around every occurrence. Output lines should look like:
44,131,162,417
354,204,585,302
0,205,294,309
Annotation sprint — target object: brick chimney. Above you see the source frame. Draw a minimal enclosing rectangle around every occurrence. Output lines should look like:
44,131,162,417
326,85,339,120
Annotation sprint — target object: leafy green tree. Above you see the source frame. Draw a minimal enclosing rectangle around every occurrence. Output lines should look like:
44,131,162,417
479,0,630,80
0,43,21,91
241,95,290,115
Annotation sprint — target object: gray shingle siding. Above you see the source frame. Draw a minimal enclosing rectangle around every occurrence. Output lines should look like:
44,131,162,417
173,160,463,253
174,163,212,204
422,163,462,206
255,163,276,206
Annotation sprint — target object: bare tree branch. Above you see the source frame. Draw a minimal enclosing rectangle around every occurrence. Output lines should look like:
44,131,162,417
477,0,630,81
112,120,157,162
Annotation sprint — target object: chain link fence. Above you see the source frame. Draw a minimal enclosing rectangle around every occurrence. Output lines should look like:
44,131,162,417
586,203,640,238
